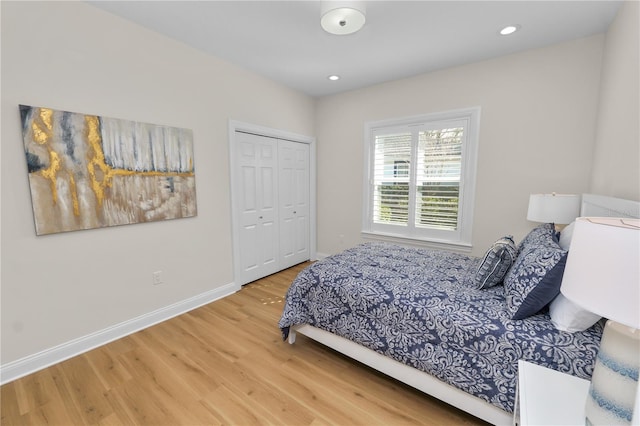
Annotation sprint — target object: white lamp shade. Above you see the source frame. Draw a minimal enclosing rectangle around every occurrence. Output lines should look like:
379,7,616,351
321,1,366,35
527,193,581,224
560,217,640,329
562,217,640,425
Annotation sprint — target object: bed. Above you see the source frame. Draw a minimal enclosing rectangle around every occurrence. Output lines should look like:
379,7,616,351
278,194,640,425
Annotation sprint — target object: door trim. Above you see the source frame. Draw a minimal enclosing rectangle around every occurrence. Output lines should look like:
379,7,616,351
228,120,317,286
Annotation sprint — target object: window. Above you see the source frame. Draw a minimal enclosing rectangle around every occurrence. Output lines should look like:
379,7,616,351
362,107,480,250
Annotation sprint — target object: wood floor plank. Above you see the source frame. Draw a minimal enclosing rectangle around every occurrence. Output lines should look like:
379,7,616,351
48,364,101,425
0,383,22,425
200,384,282,426
1,262,490,425
237,349,376,425
277,349,421,425
58,355,114,424
106,381,181,425
129,326,221,396
95,412,125,426
85,346,133,391
10,367,61,416
97,389,137,426
116,345,204,411
102,335,137,357
188,342,317,425
20,399,76,426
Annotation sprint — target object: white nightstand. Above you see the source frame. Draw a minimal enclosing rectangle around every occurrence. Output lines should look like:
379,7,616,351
515,360,591,426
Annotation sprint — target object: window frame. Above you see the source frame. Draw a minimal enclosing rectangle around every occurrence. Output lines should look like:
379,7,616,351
361,107,481,252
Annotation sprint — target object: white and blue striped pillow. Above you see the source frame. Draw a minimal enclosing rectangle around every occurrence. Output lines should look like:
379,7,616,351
475,235,517,289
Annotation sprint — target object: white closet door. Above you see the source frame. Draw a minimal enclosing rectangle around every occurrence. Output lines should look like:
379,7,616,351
235,132,280,284
279,140,310,268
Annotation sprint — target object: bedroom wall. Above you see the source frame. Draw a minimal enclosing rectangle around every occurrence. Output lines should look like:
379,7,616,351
1,2,315,366
315,35,605,257
590,0,640,201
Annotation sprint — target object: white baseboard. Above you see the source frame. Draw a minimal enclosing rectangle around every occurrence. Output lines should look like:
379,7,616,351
0,281,239,385
315,252,330,260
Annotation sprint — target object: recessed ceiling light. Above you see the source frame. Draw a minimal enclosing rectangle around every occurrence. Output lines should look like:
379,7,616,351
328,75,340,81
499,25,520,36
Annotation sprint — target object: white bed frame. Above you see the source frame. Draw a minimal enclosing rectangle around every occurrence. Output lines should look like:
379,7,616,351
287,194,640,425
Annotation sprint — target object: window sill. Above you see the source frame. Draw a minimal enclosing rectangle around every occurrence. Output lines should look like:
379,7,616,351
361,231,472,254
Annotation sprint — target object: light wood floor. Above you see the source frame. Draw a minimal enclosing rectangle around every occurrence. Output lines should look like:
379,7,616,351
1,262,490,425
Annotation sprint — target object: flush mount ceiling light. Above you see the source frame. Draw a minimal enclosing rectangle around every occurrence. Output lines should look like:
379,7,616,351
321,1,366,35
499,25,520,35
328,75,340,81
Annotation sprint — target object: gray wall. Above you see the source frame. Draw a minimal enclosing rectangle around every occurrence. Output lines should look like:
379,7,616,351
590,0,640,201
1,1,315,365
315,35,605,257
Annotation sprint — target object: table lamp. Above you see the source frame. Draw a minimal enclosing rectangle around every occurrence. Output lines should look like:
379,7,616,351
527,193,581,226
560,217,640,425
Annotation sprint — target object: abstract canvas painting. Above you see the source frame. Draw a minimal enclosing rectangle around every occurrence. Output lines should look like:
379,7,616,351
20,105,197,235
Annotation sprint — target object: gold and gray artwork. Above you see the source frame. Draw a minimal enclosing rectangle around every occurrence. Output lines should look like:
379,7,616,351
20,105,197,235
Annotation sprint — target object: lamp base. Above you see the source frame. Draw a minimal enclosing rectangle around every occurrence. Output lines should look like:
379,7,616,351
586,320,640,425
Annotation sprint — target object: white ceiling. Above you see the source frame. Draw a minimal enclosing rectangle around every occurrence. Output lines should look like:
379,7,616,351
90,1,621,98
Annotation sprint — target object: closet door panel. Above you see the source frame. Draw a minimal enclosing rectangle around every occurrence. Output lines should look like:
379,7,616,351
239,223,258,271
238,144,259,276
279,143,296,263
279,140,310,268
258,147,278,271
235,132,279,283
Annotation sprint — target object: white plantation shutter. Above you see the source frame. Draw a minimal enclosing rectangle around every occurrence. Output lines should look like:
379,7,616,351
416,127,463,230
363,108,479,249
373,133,411,225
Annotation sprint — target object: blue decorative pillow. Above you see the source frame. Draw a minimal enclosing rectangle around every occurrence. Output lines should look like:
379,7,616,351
504,232,568,320
517,222,557,252
475,236,517,289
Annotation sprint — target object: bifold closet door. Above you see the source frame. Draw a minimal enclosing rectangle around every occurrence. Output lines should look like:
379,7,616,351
234,132,280,284
278,140,310,269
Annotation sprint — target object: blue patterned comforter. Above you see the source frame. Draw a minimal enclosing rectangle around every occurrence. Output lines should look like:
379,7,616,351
278,242,603,413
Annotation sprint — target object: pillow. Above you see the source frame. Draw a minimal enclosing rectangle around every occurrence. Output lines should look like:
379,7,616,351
558,221,575,250
475,236,517,289
549,293,601,332
504,233,568,320
517,222,557,252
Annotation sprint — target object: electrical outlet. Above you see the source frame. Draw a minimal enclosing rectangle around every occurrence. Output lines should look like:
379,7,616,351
152,271,163,285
